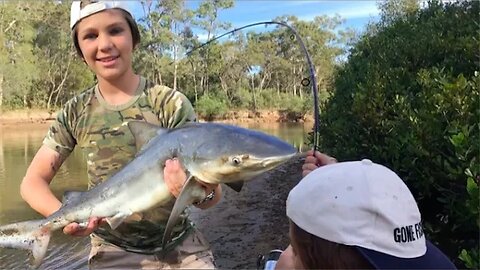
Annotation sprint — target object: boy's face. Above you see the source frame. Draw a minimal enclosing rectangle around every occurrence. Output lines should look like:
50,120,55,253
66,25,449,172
76,9,134,81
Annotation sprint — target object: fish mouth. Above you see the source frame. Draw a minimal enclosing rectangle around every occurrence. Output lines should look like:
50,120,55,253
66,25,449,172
260,152,298,168
207,153,298,182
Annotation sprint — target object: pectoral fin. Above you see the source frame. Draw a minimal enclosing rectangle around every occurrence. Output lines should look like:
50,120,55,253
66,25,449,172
162,176,205,248
106,212,132,230
225,181,244,192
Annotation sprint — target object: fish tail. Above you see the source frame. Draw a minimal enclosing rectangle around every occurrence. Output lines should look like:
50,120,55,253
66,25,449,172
0,220,51,267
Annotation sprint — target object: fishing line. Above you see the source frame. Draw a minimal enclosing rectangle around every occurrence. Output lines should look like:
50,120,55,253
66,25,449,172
174,21,320,152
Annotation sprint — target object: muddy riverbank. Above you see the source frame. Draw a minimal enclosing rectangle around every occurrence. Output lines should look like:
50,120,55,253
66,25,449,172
0,109,314,125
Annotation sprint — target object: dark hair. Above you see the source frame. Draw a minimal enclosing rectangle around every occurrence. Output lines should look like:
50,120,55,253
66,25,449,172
290,221,374,269
72,1,140,58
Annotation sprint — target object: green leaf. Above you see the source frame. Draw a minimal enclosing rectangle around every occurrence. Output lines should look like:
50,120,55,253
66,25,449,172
466,177,479,197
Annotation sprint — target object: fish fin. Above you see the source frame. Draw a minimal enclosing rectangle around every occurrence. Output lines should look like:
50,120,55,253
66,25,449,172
225,181,244,192
106,212,131,230
125,212,143,222
0,220,51,268
162,176,205,248
61,191,84,206
31,229,51,268
127,121,168,152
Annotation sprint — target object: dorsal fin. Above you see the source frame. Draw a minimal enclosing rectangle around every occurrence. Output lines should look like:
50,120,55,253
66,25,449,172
62,191,84,206
127,121,166,152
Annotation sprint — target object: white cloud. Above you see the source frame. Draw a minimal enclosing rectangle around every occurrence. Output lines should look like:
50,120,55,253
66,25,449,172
298,2,380,21
196,33,210,42
335,4,380,19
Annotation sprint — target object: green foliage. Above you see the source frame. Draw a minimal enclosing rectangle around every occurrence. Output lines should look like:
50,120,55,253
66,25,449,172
1,1,343,115
228,88,313,119
230,87,254,108
316,1,479,268
2,95,26,110
0,1,93,110
0,2,39,106
459,248,480,270
195,94,229,121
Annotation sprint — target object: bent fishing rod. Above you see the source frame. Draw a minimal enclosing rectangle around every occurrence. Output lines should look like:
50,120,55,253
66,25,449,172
174,21,320,152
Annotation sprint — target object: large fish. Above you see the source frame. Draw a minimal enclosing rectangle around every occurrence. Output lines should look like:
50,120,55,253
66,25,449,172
0,121,297,267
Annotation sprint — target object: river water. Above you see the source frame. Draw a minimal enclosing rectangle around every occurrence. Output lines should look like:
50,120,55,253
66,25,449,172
0,121,310,269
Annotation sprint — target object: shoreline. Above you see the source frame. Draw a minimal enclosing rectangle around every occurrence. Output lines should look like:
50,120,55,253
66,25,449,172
0,109,314,126
0,109,55,126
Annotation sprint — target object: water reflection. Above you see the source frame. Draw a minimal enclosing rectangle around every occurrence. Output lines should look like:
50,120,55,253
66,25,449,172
0,124,88,224
0,123,90,270
233,122,310,152
0,121,311,269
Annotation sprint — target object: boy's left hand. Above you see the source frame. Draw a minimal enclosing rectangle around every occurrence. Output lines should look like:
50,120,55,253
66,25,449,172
164,158,187,198
164,158,219,198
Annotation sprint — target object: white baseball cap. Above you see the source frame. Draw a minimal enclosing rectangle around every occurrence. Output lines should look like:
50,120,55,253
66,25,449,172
70,1,131,29
286,159,456,269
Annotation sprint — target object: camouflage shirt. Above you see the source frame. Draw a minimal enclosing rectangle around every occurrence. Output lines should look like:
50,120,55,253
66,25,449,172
43,77,197,253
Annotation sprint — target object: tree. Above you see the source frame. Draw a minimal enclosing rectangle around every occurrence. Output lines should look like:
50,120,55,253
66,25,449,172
317,1,479,268
0,2,39,109
377,0,420,26
33,1,79,109
194,0,234,94
134,0,173,86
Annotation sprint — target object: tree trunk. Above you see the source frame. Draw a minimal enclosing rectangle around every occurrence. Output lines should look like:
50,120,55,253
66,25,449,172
152,55,163,85
299,65,304,99
190,61,198,103
277,79,280,97
251,74,257,111
293,65,297,96
172,23,178,91
219,76,228,93
47,82,55,111
173,61,178,91
259,70,269,91
203,60,209,95
53,62,71,108
200,75,204,96
204,28,212,96
158,71,163,86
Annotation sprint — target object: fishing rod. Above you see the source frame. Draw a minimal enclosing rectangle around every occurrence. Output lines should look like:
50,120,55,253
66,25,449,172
175,21,320,152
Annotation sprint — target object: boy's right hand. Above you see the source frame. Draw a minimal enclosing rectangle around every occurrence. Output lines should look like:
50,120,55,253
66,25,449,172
63,217,104,237
302,150,337,177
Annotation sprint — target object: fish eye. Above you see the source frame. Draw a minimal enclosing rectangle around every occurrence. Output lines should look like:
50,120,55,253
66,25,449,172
231,156,242,165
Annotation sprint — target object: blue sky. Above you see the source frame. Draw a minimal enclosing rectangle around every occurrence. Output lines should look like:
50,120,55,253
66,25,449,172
215,1,379,29
128,1,381,40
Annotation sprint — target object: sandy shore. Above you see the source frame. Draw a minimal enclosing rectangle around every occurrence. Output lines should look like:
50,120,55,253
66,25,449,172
0,109,314,126
0,109,55,126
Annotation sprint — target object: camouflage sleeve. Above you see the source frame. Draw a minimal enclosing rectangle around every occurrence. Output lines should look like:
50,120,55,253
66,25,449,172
42,102,77,157
150,85,197,128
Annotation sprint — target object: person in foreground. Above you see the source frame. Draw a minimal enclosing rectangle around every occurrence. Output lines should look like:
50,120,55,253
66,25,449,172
275,151,456,269
19,1,220,268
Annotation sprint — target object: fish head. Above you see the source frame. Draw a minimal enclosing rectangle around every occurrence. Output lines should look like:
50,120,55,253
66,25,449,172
185,124,298,184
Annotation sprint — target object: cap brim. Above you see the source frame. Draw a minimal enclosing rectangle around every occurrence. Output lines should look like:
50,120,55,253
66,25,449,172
357,241,456,269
